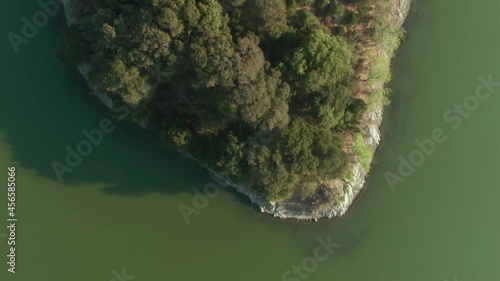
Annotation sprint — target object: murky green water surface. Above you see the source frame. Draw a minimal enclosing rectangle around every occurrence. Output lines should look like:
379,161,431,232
1,0,499,280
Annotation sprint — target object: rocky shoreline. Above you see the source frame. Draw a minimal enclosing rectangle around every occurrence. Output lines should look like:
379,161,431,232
62,0,412,220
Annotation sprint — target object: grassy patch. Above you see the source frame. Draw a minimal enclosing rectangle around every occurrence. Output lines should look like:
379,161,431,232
352,134,372,171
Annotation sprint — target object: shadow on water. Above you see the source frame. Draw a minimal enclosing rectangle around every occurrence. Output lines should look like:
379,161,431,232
0,6,279,214
0,11,236,201
0,74,209,197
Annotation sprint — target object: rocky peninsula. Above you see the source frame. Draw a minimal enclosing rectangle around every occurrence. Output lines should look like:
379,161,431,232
62,0,412,220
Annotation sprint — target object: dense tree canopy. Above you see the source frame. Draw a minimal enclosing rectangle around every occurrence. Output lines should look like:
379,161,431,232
60,0,373,203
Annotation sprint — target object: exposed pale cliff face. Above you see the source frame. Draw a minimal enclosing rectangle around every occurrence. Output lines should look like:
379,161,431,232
334,0,413,218
255,0,413,220
63,0,413,221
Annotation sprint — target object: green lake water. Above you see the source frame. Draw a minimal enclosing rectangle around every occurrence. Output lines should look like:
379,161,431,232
1,0,499,280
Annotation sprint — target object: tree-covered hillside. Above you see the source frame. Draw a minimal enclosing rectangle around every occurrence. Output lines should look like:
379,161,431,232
59,0,393,204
